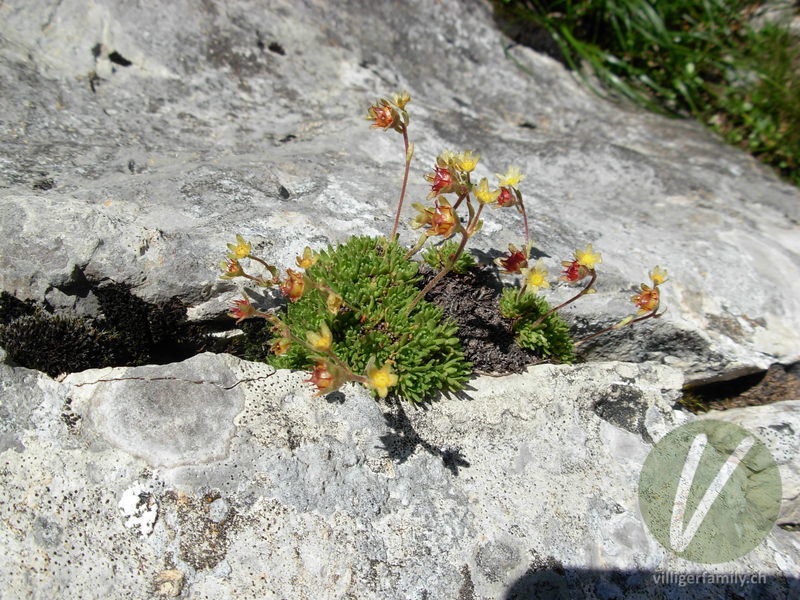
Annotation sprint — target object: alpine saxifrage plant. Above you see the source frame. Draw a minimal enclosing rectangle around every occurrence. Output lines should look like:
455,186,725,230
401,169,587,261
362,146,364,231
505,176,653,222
221,92,669,401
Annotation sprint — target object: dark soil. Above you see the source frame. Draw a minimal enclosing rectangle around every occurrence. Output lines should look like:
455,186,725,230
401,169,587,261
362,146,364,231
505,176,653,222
684,363,800,412
420,265,537,375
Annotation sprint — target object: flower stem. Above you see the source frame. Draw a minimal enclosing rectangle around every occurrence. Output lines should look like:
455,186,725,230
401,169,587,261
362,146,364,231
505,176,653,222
405,230,468,314
247,255,279,282
574,310,659,348
390,126,411,241
515,189,530,249
405,203,483,315
452,191,468,211
243,273,269,285
511,189,530,304
527,271,597,329
403,233,429,260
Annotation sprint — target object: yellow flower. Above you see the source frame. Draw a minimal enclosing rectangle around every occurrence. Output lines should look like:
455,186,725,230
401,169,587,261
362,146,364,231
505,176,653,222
365,358,399,398
436,149,457,168
649,266,668,286
270,337,291,356
306,322,332,353
455,150,480,173
495,166,525,189
392,91,411,109
326,291,343,315
474,177,500,205
296,246,318,269
523,259,550,292
227,234,251,260
574,244,602,270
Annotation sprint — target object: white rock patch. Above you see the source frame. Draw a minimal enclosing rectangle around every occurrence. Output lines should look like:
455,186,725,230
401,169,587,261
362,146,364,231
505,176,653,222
118,483,158,537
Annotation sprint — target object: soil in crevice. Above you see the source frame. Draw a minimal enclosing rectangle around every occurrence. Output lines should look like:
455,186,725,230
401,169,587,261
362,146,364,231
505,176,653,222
0,286,211,377
420,264,537,375
682,363,800,412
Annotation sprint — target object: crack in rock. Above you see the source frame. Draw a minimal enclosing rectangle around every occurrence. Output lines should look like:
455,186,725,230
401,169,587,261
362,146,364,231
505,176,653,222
64,358,272,468
68,373,275,390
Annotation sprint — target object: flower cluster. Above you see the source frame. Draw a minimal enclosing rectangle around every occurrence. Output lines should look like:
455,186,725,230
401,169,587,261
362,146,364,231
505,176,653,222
399,149,537,312
221,237,404,398
366,91,410,133
609,266,668,333
220,90,669,400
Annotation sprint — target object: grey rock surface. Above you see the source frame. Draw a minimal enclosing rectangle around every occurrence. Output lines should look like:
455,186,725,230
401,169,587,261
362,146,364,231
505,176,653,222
2,3,799,597
1,353,799,599
0,0,798,382
66,353,247,467
699,400,800,528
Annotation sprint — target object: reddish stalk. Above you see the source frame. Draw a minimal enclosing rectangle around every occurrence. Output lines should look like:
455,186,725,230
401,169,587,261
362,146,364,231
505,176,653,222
514,188,530,249
452,191,468,211
528,270,597,329
574,310,660,348
243,273,272,286
405,203,484,314
246,255,279,282
389,126,411,241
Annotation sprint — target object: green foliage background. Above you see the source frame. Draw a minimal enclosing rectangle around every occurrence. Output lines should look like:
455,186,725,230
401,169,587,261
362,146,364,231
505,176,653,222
497,0,800,184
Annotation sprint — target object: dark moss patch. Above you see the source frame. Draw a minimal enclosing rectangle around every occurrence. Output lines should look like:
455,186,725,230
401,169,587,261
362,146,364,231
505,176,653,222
93,282,208,365
219,317,272,363
0,285,210,377
0,291,38,325
0,313,118,377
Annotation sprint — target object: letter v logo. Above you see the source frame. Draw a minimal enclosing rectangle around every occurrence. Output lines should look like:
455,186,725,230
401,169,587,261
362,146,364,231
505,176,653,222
639,420,781,564
669,433,754,552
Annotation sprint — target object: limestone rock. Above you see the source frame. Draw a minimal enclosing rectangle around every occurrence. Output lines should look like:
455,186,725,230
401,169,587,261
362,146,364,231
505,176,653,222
0,0,798,383
2,2,798,596
699,400,800,528
65,353,250,467
153,569,184,598
1,353,798,598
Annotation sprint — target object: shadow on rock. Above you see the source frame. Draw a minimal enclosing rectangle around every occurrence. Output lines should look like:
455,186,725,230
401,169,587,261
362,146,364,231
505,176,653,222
504,566,798,600
378,400,470,476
